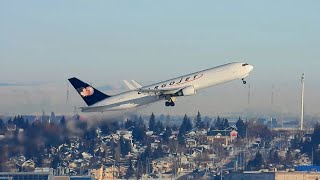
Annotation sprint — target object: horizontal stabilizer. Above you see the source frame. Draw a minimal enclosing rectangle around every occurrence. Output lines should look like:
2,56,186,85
131,80,142,88
123,80,136,90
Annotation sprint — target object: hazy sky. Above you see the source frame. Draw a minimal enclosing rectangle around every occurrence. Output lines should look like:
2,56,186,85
1,1,320,117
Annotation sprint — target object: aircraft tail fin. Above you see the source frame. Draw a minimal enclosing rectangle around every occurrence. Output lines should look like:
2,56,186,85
68,77,111,106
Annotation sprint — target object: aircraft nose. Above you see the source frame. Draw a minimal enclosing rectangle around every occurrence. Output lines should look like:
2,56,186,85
248,65,253,72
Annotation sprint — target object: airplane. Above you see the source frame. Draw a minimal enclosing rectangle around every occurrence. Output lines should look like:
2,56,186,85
68,62,253,112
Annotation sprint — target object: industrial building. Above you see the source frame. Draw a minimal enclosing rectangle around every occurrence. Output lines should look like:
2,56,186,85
0,171,53,180
0,170,93,180
224,171,320,180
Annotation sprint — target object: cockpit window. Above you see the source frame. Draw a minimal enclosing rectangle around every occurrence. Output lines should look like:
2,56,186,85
242,63,249,66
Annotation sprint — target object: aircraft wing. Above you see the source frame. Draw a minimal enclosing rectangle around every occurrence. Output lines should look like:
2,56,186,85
137,88,181,95
80,106,106,112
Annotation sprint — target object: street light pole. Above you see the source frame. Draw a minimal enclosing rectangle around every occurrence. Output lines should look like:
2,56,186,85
300,73,305,131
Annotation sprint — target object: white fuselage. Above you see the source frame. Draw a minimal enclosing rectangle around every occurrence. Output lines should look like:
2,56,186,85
81,62,253,112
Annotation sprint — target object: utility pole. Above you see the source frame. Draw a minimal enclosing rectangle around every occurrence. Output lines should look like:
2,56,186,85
113,160,115,180
312,147,314,166
245,119,248,170
146,157,151,176
271,84,274,105
300,73,305,131
248,84,251,105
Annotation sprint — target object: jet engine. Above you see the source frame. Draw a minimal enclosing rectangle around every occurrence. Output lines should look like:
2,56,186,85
175,86,196,96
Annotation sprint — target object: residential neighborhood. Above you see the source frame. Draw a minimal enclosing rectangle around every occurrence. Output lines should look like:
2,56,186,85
1,112,320,179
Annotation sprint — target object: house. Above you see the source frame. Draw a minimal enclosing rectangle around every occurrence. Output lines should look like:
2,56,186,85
302,134,312,142
146,131,154,136
186,138,197,148
91,166,117,180
7,124,16,131
91,166,126,180
151,143,159,149
116,130,133,144
22,160,36,170
207,130,238,146
199,144,210,150
81,152,93,159
196,129,208,136
152,157,174,174
179,154,190,165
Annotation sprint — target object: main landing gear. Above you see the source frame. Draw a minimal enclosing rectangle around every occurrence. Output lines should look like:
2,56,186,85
165,101,175,107
242,78,247,84
165,96,176,107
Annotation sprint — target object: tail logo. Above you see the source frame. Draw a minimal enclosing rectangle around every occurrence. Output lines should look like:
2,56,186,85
79,86,94,97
